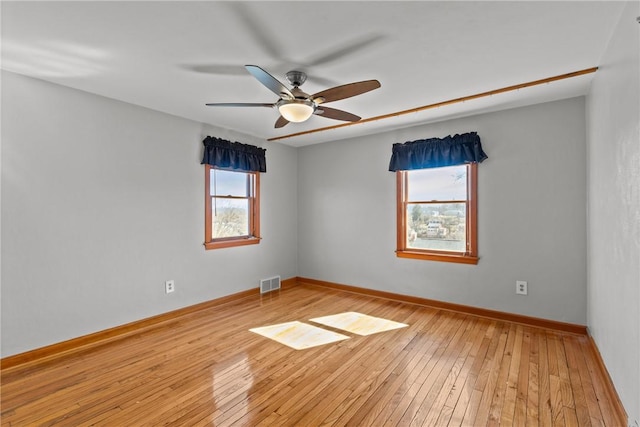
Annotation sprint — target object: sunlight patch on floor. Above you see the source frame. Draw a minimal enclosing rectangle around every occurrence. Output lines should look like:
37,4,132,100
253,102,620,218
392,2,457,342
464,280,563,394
249,321,350,350
310,312,409,336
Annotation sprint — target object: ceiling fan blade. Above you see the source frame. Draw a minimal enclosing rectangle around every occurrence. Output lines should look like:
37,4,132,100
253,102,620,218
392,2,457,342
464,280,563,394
274,116,290,128
229,3,286,63
245,65,293,98
312,80,381,104
306,34,385,67
206,102,274,108
314,106,361,122
304,74,340,87
182,64,246,76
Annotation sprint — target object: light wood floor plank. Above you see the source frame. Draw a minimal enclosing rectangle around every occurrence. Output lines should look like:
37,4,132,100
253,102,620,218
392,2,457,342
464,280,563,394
539,332,554,426
409,317,479,426
379,313,463,426
526,329,540,426
473,322,512,425
0,284,624,426
448,328,495,425
577,336,621,426
563,335,593,427
513,327,531,426
275,306,432,426
312,310,439,426
431,318,489,426
390,315,469,426
332,313,464,426
488,323,519,426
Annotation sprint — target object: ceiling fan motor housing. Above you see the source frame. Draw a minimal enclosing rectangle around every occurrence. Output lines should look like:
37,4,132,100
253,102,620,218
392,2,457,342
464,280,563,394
285,70,307,87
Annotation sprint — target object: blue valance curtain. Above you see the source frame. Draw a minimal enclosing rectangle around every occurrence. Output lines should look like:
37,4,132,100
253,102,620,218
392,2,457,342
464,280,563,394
201,136,267,172
388,132,487,171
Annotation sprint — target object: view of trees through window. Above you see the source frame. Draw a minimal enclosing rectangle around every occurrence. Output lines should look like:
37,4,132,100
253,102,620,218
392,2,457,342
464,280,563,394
405,165,468,253
210,169,252,239
406,202,466,252
213,199,249,238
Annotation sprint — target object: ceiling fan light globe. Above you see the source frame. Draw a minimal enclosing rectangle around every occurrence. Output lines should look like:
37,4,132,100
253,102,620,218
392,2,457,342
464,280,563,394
278,101,314,122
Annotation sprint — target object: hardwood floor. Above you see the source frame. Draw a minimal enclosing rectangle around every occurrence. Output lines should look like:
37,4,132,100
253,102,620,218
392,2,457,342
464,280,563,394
0,284,624,426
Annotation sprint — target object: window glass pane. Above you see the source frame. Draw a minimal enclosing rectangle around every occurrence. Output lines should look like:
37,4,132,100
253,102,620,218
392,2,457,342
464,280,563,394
406,202,466,252
212,198,249,238
407,165,467,202
210,169,248,197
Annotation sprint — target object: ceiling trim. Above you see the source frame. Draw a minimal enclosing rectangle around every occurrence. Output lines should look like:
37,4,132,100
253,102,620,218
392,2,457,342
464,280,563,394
268,67,598,142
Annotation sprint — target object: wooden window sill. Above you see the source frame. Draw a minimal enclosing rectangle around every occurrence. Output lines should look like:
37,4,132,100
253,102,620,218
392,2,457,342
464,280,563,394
396,250,478,265
204,237,260,250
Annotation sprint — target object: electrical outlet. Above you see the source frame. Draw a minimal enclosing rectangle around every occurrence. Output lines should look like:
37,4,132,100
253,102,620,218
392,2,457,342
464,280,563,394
165,280,175,294
516,280,528,295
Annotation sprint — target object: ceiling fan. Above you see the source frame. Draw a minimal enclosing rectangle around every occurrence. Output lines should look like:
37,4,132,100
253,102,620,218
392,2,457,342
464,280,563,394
206,65,381,128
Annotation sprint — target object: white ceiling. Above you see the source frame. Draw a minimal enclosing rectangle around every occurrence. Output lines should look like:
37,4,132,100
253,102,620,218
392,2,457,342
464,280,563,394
1,1,625,147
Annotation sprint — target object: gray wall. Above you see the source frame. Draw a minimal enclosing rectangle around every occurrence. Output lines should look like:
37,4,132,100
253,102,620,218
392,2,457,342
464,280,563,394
1,71,298,357
586,1,639,424
298,97,587,325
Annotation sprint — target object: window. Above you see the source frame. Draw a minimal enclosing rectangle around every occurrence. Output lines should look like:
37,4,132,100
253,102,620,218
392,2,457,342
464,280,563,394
396,163,478,264
204,165,260,250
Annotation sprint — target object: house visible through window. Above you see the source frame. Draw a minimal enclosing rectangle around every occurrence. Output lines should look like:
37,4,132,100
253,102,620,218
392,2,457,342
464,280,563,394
204,165,260,250
397,163,478,264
